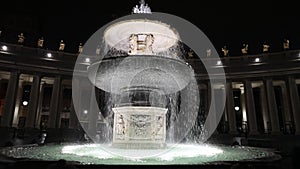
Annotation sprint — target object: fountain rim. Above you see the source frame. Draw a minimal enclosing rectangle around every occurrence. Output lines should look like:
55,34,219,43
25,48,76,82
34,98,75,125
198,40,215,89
89,54,189,66
0,143,282,166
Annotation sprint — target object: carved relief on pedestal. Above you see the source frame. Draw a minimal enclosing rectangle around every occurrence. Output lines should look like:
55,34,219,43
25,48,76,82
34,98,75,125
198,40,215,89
115,114,126,140
129,115,151,140
154,115,164,140
112,107,167,148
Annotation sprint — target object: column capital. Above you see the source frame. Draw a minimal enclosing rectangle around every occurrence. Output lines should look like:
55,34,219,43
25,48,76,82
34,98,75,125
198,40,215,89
226,78,233,83
284,76,297,85
31,72,42,77
262,77,273,81
9,71,21,77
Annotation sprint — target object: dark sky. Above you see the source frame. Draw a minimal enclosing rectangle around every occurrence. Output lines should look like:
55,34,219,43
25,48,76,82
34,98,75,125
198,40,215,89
0,0,299,56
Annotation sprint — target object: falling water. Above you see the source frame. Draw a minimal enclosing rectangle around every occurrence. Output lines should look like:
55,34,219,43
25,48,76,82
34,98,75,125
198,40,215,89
92,36,203,146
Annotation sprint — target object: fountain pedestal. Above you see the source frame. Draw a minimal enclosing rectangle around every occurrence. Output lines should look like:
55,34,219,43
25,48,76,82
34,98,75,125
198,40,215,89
112,106,167,149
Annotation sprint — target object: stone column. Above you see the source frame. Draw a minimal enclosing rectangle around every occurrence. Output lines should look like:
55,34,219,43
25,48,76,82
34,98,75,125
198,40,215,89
1,71,19,127
259,85,270,133
48,76,62,128
35,83,44,128
25,74,41,128
226,80,237,134
286,77,300,135
264,79,280,134
280,83,292,128
244,80,258,135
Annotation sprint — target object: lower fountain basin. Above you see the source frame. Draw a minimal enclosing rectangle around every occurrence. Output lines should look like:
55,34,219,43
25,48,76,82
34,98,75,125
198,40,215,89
0,143,281,165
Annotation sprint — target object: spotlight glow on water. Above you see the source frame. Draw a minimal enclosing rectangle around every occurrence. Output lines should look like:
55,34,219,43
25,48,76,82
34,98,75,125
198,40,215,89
62,144,114,159
61,144,223,161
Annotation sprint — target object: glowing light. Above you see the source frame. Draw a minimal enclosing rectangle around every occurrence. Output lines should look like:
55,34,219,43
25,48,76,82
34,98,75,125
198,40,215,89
46,53,52,58
254,58,260,62
234,106,240,111
62,144,113,159
159,144,223,161
84,58,90,63
61,144,223,161
83,110,88,114
104,20,179,53
22,101,29,106
216,60,222,65
1,45,8,51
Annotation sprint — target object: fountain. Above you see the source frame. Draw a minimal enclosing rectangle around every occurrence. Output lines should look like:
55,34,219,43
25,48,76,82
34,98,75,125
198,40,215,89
86,2,193,149
0,1,281,167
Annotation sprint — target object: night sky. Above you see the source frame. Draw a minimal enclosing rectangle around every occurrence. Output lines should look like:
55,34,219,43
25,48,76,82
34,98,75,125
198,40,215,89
0,0,299,56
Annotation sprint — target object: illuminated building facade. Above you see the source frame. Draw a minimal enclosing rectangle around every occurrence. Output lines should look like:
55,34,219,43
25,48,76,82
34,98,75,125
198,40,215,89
0,40,300,146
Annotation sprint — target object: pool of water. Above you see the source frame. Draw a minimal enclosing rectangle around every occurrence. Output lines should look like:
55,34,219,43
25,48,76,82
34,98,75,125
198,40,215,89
0,143,280,165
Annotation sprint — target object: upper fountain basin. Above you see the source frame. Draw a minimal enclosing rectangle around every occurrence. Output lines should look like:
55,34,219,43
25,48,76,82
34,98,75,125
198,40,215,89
104,19,180,53
87,55,193,94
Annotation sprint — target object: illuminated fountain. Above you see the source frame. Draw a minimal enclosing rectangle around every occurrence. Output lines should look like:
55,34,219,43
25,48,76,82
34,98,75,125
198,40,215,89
87,1,192,149
0,0,281,166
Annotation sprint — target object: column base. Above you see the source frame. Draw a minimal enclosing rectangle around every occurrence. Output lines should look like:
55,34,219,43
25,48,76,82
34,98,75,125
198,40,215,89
248,131,259,136
294,131,300,135
271,131,282,135
229,130,239,135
